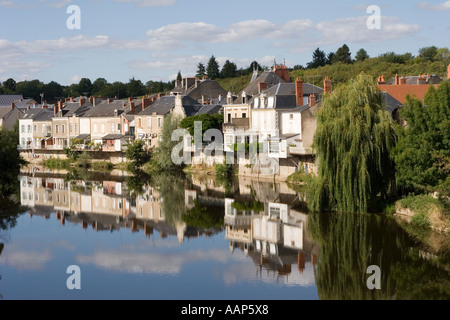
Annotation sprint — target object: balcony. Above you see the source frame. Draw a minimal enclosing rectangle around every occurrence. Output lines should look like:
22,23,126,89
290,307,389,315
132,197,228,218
223,118,250,132
289,146,314,155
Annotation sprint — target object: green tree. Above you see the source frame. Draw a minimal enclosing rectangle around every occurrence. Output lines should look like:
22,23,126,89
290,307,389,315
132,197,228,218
179,113,222,136
15,80,44,102
307,48,327,69
78,78,93,96
177,71,182,82
333,44,352,64
0,124,27,197
196,63,206,78
126,139,150,168
355,48,369,62
149,113,183,171
326,52,335,65
127,78,145,98
92,78,108,96
3,78,16,92
206,55,221,80
307,73,397,213
392,82,450,195
43,81,63,103
221,60,237,78
418,46,438,62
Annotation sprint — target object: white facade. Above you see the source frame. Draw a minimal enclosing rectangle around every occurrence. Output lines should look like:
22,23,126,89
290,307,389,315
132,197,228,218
19,118,34,149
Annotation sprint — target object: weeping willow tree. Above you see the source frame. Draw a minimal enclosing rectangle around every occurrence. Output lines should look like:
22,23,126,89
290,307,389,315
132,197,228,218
308,73,397,213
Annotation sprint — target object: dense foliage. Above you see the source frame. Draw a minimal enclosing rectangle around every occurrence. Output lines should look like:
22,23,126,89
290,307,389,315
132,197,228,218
307,73,397,213
392,81,450,196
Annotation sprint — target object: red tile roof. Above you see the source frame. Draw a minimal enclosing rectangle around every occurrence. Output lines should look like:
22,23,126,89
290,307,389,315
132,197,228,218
377,84,438,104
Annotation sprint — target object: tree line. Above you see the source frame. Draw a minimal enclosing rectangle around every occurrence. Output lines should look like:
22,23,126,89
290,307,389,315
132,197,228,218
0,77,176,104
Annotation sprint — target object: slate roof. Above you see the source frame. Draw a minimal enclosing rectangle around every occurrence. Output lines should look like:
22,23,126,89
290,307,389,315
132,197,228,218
251,83,324,109
241,71,286,96
82,99,141,118
138,95,202,116
0,95,23,106
33,109,54,122
186,79,228,101
381,92,403,113
386,75,442,85
21,108,45,120
195,104,223,115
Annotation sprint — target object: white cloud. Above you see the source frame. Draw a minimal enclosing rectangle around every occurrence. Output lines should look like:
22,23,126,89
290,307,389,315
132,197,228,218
313,16,421,47
0,248,52,270
417,1,450,11
116,0,176,7
76,248,238,274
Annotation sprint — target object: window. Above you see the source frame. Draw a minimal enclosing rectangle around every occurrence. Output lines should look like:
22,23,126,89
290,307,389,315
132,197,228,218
21,125,25,133
28,125,31,133
55,125,59,133
228,114,231,123
242,113,247,118
101,124,105,133
158,118,162,128
111,123,115,133
42,124,46,133
62,125,65,134
34,125,37,133
70,124,73,133
148,118,152,128
290,114,294,120
75,124,78,133
117,124,121,132
94,124,98,133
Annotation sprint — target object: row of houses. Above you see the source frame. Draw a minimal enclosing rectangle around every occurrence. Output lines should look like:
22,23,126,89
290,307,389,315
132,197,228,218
7,63,450,175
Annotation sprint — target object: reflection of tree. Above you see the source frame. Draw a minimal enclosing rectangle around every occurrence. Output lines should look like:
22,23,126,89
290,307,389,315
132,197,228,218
182,200,224,229
151,173,187,227
126,170,150,197
308,212,411,300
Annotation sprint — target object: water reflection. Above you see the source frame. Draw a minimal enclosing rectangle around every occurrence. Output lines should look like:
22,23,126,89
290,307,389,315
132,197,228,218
4,171,449,299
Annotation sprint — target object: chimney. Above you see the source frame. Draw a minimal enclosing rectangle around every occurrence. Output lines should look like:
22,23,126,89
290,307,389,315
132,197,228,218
295,77,303,107
324,76,332,93
395,74,399,85
42,104,46,109
89,96,94,104
157,93,165,99
129,101,135,114
70,97,74,103
258,82,268,93
399,76,407,85
309,94,316,107
107,98,113,104
58,100,63,113
27,106,30,111
195,78,200,88
417,75,426,85
10,102,15,110
274,65,290,83
447,64,450,80
79,97,86,107
377,75,386,85
227,92,233,105
142,97,152,110
54,105,58,115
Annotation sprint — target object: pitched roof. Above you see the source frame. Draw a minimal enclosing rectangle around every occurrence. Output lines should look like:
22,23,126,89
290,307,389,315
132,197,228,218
377,84,437,104
0,106,12,118
21,108,45,120
33,110,54,122
381,92,403,113
386,75,442,85
138,95,202,116
186,79,228,101
195,104,223,115
242,71,285,96
251,83,324,109
0,95,23,106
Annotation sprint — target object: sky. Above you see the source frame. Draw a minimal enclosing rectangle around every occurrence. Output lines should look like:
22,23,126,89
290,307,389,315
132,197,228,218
0,0,449,86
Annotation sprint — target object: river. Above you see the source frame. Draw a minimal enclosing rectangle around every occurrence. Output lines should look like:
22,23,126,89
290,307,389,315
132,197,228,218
0,168,448,300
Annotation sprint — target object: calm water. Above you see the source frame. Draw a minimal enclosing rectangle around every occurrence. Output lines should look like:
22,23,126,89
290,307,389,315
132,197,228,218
0,169,449,300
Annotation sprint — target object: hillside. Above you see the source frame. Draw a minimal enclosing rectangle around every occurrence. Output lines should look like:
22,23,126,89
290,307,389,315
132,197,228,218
217,58,448,94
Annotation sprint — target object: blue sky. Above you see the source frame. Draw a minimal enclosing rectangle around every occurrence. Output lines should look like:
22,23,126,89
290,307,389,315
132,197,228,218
0,0,449,86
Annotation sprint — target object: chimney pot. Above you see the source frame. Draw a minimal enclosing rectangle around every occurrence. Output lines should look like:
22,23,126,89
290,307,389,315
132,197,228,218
324,76,332,93
447,63,450,80
11,102,15,110
70,97,73,103
258,82,268,93
395,74,399,85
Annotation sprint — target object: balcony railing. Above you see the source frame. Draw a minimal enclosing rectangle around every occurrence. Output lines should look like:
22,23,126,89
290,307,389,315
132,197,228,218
289,146,314,155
